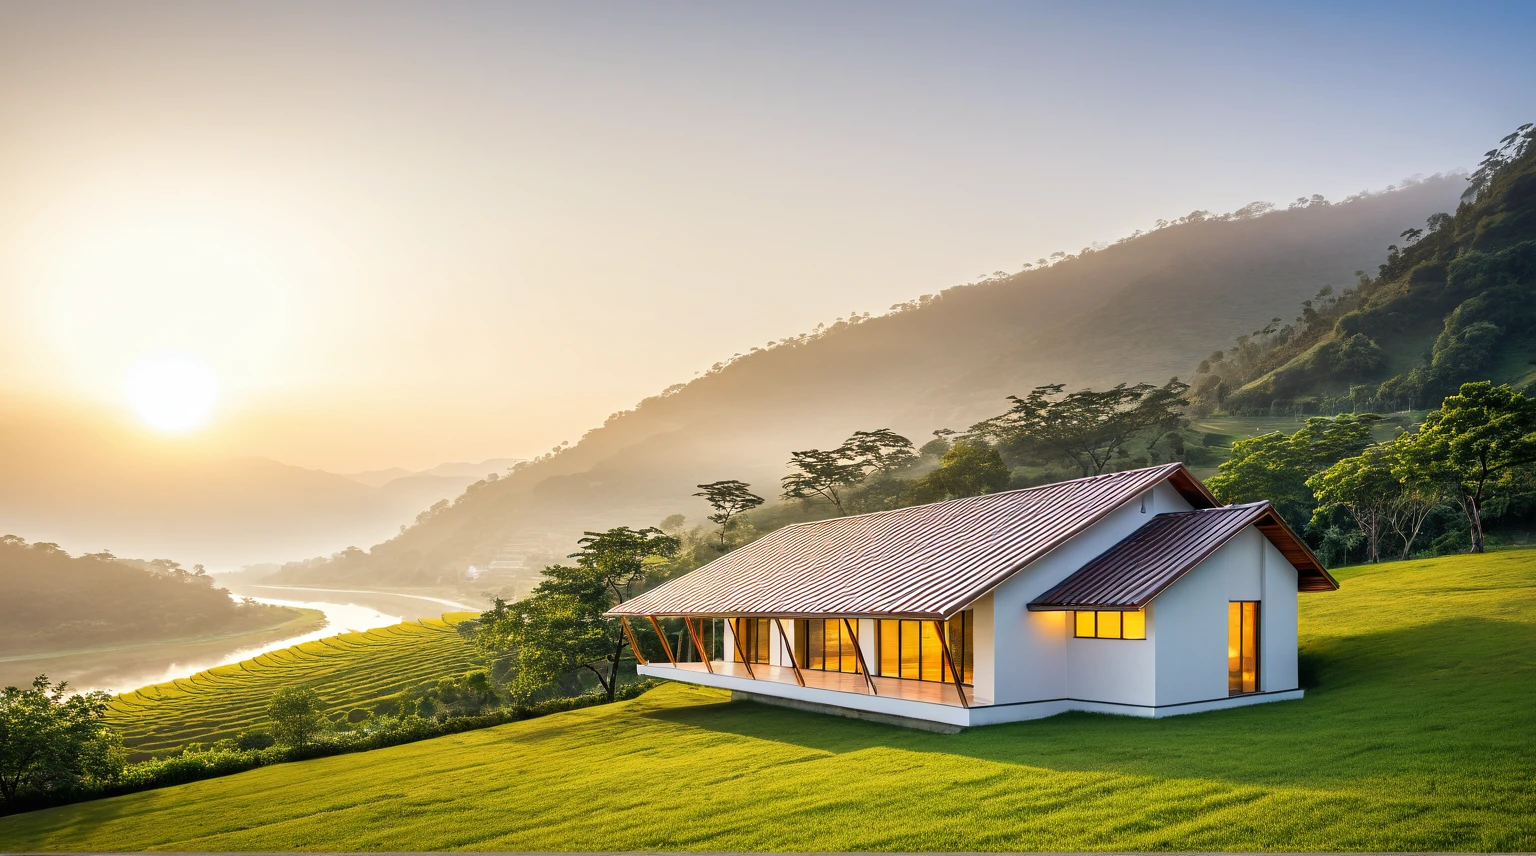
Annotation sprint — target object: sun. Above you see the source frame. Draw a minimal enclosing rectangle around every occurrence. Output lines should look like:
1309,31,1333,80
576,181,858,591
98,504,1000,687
125,351,221,433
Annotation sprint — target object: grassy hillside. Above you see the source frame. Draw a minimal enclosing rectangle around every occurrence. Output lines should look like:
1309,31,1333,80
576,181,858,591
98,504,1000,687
275,177,1462,588
107,613,479,757
4,550,1532,852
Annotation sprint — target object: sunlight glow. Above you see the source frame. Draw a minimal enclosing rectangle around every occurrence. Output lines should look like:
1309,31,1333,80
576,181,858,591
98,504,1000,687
125,351,220,432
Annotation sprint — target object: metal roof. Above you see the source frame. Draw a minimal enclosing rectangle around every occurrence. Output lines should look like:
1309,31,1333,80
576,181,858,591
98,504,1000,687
609,462,1217,620
1028,500,1337,611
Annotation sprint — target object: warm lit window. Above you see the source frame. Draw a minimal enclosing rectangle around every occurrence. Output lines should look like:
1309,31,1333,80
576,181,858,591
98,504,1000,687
1072,609,1146,640
730,618,771,664
797,618,860,673
1228,601,1259,694
875,612,973,684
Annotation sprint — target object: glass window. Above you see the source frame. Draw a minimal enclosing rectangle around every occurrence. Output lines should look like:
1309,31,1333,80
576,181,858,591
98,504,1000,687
798,619,859,673
1122,609,1146,640
1073,609,1147,640
875,612,974,686
879,619,899,676
1229,601,1259,694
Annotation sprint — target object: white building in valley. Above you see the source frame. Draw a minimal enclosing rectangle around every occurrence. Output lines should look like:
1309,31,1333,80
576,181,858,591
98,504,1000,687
607,463,1337,730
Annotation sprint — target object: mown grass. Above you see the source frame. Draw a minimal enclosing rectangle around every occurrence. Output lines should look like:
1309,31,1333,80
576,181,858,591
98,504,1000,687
2,552,1533,852
107,613,480,756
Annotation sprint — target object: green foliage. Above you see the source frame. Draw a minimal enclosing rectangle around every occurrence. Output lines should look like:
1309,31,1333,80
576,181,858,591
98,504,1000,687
902,441,1010,503
780,428,918,515
1404,381,1536,553
692,480,765,547
6,551,1533,851
1307,435,1440,563
1207,413,1381,531
265,688,325,750
970,380,1189,476
0,535,292,655
0,676,122,807
1207,123,1536,416
475,527,679,703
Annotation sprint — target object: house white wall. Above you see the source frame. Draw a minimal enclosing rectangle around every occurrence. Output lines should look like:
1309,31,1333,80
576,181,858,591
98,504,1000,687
985,480,1195,705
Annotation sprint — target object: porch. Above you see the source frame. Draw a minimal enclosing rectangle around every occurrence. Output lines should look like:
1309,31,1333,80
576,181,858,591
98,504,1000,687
642,659,989,707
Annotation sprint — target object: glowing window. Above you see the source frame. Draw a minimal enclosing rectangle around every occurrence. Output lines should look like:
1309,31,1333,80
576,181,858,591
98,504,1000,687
1072,610,1147,640
1228,601,1259,694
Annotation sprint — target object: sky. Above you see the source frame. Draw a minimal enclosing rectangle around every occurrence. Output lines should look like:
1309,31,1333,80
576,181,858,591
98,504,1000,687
1,1,1533,472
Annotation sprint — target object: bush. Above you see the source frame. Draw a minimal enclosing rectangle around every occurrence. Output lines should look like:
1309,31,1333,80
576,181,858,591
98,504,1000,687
234,731,275,751
346,708,370,724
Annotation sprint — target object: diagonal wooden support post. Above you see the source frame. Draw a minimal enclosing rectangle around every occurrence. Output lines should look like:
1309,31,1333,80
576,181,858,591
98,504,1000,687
843,617,879,696
728,619,758,680
683,616,714,674
646,615,677,666
933,618,969,709
620,616,647,666
771,617,805,687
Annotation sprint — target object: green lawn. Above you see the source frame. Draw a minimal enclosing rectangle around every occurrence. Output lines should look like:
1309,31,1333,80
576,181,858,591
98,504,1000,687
108,613,480,756
2,552,1533,852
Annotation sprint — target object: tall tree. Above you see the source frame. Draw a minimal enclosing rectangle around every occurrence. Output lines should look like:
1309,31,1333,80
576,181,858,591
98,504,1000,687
693,480,765,547
1404,382,1536,553
1208,413,1381,532
903,440,1011,504
0,676,122,806
1308,445,1400,563
971,380,1190,476
475,526,679,702
842,429,917,475
781,448,863,514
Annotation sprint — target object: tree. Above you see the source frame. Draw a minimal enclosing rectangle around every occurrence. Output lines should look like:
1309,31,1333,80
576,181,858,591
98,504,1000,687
1208,413,1381,532
1308,445,1400,563
1404,381,1536,553
476,526,679,702
903,441,1011,503
781,448,863,514
842,429,917,475
971,380,1189,476
0,676,122,806
267,687,326,750
693,480,765,547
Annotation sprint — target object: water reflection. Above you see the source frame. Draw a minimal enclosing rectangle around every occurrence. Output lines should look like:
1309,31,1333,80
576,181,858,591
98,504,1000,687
91,594,406,694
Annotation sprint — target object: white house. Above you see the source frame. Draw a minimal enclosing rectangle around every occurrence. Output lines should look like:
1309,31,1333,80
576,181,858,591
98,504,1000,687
608,462,1337,731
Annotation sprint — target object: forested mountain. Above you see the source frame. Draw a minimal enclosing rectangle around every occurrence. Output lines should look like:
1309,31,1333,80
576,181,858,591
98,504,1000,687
1194,124,1536,415
0,535,293,656
272,175,1464,586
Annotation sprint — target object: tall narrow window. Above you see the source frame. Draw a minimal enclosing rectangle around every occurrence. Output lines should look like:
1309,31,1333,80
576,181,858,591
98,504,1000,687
731,618,771,664
1228,601,1259,694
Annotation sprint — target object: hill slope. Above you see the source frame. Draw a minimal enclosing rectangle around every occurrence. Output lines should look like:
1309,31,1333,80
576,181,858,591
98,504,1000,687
5,548,1531,851
1208,124,1536,413
284,176,1463,585
108,614,479,757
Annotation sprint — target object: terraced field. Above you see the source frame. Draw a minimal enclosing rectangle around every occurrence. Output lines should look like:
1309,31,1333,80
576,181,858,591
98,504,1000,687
108,613,481,756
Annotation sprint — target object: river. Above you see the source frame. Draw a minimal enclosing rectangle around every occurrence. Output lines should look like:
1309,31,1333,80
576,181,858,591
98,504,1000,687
43,586,483,694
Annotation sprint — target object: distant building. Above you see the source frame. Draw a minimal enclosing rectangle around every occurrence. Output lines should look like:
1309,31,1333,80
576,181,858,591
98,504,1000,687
608,463,1337,730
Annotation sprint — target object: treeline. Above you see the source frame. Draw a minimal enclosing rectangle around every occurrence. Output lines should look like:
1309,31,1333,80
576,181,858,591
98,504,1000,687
1190,122,1536,417
1210,382,1536,565
0,536,292,655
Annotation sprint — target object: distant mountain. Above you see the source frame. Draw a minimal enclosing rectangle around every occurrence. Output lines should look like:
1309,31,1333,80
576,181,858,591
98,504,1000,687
339,467,414,489
0,406,521,569
272,175,1465,586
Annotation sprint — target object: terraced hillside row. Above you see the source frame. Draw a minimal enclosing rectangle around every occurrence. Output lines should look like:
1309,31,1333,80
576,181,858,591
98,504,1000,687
108,613,481,755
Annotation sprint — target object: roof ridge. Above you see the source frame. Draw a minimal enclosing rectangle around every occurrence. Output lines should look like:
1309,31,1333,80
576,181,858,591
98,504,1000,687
782,462,1187,529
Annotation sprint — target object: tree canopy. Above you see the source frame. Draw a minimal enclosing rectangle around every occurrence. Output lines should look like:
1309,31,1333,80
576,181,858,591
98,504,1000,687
970,380,1189,476
0,676,122,806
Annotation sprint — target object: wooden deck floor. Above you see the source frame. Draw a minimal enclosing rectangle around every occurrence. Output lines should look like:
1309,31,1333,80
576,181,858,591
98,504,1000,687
654,660,987,706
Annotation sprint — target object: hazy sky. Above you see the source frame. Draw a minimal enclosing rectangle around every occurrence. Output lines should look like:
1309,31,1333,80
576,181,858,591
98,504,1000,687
2,1,1533,472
